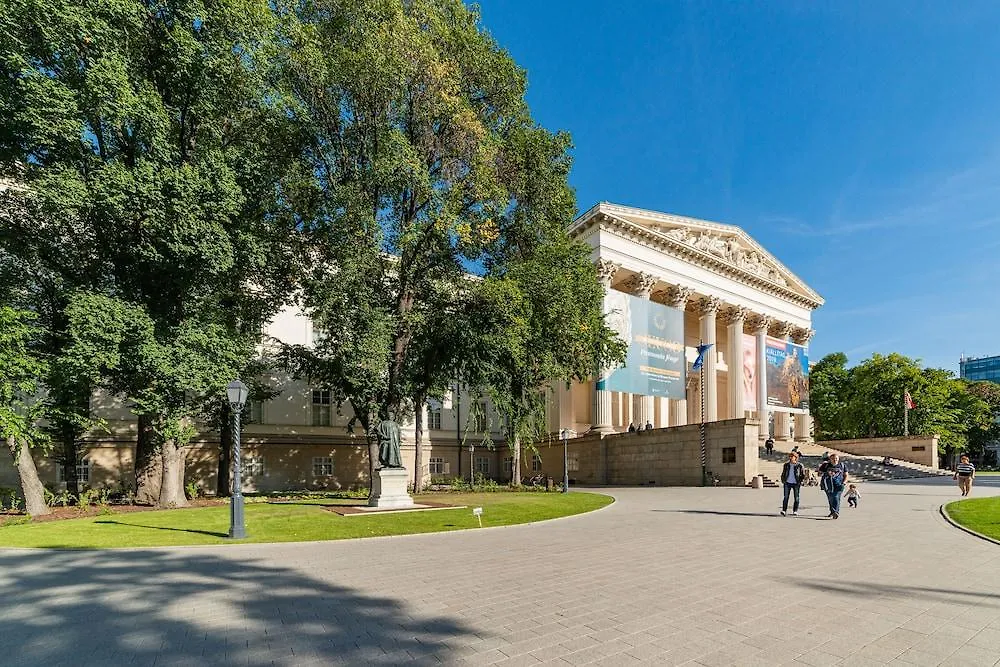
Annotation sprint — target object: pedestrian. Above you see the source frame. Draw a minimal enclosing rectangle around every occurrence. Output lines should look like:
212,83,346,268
820,453,849,519
954,455,976,497
645,421,653,431
765,436,774,456
627,422,636,433
779,451,805,516
844,484,861,508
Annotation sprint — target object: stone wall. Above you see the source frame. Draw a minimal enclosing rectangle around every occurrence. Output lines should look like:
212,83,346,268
815,435,939,468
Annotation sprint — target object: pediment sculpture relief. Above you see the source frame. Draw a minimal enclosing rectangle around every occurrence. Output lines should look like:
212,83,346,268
662,227,790,287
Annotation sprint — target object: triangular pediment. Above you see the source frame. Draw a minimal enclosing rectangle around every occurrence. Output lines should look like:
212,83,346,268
575,203,823,306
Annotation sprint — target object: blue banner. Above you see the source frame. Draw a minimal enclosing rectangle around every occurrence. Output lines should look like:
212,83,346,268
597,291,686,399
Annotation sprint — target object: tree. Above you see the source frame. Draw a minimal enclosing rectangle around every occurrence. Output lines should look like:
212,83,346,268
1,0,306,504
279,0,591,484
966,381,1000,465
809,352,851,440
0,307,50,516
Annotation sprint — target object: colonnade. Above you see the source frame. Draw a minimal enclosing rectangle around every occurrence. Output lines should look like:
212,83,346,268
593,260,815,441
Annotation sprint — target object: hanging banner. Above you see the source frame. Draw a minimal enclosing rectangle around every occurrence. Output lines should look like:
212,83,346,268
765,337,809,411
597,290,686,399
742,334,757,412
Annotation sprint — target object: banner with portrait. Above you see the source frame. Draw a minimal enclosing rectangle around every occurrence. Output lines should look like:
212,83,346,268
765,337,809,411
597,291,686,399
742,334,757,412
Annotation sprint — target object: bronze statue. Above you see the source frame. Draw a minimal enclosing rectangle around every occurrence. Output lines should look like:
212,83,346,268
376,419,403,469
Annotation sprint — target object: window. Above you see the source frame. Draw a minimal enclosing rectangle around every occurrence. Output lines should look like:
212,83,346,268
503,456,513,473
56,458,91,483
247,400,264,424
427,403,442,430
474,402,488,432
532,454,542,472
312,457,334,476
722,447,737,464
312,389,332,426
567,452,580,472
475,456,490,475
429,457,447,475
242,457,265,477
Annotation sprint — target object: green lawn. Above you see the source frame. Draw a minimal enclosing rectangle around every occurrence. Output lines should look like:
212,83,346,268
0,491,613,549
944,496,1000,541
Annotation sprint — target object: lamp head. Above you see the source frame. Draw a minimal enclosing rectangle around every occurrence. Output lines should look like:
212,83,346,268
227,379,249,408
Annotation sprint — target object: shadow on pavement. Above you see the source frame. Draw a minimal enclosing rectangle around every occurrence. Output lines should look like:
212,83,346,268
0,548,482,665
655,509,829,521
783,577,1000,608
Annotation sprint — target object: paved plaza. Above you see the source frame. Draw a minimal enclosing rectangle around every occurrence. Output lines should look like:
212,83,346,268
2,478,1000,666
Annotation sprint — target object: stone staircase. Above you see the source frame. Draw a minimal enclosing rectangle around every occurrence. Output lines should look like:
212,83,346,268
757,441,951,484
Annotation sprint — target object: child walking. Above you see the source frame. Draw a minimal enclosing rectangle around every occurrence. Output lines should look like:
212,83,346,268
844,484,861,508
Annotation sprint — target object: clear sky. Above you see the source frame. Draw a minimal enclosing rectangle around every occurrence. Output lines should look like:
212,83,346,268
476,1,1000,372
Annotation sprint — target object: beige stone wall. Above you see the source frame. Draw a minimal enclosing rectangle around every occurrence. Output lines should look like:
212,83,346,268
815,435,939,468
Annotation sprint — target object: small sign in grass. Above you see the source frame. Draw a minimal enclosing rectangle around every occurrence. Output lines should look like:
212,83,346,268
944,496,1000,542
0,491,613,549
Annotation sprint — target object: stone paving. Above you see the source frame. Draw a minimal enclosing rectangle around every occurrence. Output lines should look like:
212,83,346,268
2,476,1000,666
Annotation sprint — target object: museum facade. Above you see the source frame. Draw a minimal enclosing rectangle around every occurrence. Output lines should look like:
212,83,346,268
3,203,823,494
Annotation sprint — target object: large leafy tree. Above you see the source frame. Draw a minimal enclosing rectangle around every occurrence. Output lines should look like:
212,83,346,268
278,0,602,483
1,0,306,504
0,308,49,516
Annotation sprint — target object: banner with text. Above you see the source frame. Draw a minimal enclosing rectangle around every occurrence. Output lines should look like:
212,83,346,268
765,337,809,411
597,290,686,399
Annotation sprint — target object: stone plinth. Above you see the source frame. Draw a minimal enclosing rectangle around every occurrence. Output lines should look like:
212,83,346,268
368,467,415,509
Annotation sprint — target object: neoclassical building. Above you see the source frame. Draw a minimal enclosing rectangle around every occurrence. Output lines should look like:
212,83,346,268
3,202,822,494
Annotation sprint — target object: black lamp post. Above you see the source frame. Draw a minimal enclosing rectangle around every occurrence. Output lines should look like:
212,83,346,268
560,429,574,493
226,379,249,539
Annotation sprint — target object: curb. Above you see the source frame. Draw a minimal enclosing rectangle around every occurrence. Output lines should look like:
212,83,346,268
939,502,1000,546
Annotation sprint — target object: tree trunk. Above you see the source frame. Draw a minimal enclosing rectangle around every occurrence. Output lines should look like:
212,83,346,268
413,394,425,492
217,402,232,497
134,413,161,505
6,435,49,516
158,440,189,507
511,432,522,487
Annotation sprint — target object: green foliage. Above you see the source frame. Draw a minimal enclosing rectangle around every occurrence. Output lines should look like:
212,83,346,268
810,352,996,461
0,307,47,449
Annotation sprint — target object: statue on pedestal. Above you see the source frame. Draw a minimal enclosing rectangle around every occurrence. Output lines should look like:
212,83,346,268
376,419,403,469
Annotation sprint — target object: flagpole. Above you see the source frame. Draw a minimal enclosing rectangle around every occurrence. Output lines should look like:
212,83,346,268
904,391,909,437
699,338,707,487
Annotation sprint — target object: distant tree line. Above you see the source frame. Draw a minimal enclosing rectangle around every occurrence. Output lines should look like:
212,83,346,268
810,352,1000,467
0,0,625,514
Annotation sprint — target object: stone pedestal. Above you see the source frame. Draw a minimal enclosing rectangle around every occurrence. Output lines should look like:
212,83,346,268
368,468,415,509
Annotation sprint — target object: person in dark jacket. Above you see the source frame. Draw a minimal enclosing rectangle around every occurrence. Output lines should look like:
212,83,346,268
779,451,806,516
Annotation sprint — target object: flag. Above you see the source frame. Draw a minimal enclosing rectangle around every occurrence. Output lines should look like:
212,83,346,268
904,391,915,410
692,343,714,372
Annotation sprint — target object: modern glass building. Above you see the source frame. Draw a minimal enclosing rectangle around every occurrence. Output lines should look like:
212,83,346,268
960,355,1000,384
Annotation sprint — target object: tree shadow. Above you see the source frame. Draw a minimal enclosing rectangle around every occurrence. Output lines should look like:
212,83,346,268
93,519,229,538
654,509,828,521
0,547,484,665
781,577,1000,609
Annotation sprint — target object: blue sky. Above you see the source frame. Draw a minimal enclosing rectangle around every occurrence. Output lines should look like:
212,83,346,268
476,1,1000,372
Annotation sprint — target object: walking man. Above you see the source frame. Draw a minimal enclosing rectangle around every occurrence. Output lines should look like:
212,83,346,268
765,436,774,456
780,451,805,516
820,453,849,519
954,455,976,497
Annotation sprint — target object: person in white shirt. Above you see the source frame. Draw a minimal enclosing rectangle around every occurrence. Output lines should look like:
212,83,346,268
779,451,805,516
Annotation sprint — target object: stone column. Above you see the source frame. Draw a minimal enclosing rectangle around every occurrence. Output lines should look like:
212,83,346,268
664,284,693,427
698,296,722,422
747,314,772,440
655,396,670,428
723,305,749,420
592,259,618,432
624,271,658,429
792,327,816,442
774,411,792,441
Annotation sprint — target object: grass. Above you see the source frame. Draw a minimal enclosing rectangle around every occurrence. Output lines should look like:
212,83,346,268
0,491,613,549
944,496,1000,541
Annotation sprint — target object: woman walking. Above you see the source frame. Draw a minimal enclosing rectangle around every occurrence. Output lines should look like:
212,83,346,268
954,455,976,497
820,453,849,519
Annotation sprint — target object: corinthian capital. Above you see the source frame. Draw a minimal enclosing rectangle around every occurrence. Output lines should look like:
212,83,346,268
595,259,619,288
769,320,794,338
791,327,815,345
663,284,693,309
721,305,750,325
698,296,723,316
623,271,658,299
746,314,772,335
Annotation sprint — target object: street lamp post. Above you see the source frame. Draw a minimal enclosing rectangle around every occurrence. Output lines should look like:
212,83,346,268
226,379,249,539
560,428,576,493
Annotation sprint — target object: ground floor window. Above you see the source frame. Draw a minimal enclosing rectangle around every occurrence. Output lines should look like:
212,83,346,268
567,452,580,472
503,456,513,473
429,457,445,474
475,456,490,475
722,447,736,464
312,457,334,476
56,458,91,484
242,457,265,477
532,454,542,472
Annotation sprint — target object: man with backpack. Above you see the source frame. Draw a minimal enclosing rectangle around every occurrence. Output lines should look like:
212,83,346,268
779,451,806,516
